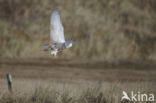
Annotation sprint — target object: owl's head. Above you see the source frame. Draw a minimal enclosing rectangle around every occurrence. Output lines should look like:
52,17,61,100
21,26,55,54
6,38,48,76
65,40,73,49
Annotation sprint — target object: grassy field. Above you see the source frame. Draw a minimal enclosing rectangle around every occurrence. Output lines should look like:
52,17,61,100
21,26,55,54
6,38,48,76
0,0,156,60
0,0,156,103
0,58,156,103
0,81,155,103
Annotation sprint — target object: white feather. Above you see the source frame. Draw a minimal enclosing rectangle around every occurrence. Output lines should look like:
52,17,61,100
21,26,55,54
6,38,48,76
50,10,65,43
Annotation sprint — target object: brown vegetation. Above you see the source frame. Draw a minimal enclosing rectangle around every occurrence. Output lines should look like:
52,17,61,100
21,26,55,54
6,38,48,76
0,80,155,103
0,0,156,60
0,58,155,103
0,1,156,103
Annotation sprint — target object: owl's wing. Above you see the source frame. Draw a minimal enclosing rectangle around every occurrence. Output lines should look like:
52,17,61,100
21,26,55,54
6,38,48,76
123,91,127,96
50,10,65,43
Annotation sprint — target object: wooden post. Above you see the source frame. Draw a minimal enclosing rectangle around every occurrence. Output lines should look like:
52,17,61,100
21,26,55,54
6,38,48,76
6,73,12,93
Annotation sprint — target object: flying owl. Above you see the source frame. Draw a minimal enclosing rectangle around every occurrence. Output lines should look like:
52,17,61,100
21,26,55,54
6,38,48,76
43,10,73,56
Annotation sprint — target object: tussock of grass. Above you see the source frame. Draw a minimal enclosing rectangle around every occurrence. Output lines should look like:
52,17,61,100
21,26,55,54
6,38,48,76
0,82,155,103
0,0,156,60
0,84,114,103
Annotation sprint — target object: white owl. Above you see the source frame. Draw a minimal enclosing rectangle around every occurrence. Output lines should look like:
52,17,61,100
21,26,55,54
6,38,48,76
43,10,73,56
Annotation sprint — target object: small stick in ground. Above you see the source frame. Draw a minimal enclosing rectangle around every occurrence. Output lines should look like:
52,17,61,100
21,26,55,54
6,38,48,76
6,73,13,93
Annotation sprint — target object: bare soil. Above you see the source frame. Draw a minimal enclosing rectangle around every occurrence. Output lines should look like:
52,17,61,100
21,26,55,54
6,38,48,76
0,58,156,81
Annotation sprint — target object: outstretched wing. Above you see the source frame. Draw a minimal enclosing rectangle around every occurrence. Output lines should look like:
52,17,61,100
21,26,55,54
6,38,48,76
50,10,65,43
123,91,127,96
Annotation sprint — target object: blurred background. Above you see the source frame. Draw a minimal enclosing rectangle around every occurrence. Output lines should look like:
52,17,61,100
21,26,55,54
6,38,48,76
0,0,156,60
0,1,156,102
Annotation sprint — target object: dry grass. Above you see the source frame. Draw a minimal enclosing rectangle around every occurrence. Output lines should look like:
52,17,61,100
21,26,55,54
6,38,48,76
0,58,155,102
0,58,155,103
0,1,156,102
0,0,156,60
0,81,155,103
